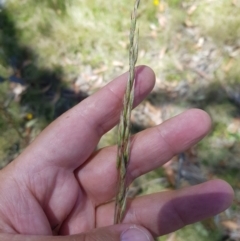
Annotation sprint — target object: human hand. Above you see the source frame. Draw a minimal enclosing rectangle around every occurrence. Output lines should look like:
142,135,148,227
0,66,233,241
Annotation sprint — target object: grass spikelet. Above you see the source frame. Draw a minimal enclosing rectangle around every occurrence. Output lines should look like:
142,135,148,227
114,0,141,224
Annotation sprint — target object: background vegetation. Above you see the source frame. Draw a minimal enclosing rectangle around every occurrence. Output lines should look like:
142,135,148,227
1,0,240,240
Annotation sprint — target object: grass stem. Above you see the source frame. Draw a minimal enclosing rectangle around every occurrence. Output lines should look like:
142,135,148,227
114,0,141,224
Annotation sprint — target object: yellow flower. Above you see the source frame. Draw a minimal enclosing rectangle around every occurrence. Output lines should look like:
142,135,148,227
153,0,159,6
26,113,33,120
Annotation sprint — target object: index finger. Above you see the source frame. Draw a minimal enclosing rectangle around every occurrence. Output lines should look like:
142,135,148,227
16,66,155,171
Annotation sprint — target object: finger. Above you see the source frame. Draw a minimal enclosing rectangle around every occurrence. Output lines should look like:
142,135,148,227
0,224,154,241
78,109,212,204
96,179,234,236
65,109,210,233
16,66,155,171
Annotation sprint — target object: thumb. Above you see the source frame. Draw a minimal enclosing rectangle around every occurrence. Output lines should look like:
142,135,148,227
0,224,155,241
85,224,155,241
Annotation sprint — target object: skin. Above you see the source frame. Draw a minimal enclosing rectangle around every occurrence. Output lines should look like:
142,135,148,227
0,66,234,240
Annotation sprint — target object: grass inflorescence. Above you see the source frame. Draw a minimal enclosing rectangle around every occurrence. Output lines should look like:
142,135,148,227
114,0,140,224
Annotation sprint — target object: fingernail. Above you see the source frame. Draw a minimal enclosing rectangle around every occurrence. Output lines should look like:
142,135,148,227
121,226,151,241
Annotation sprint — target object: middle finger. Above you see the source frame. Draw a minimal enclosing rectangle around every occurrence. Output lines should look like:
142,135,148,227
78,109,211,205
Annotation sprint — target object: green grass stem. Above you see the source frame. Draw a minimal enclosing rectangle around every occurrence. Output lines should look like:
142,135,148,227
114,0,140,224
